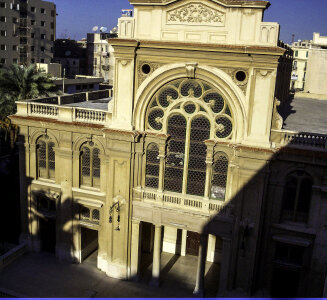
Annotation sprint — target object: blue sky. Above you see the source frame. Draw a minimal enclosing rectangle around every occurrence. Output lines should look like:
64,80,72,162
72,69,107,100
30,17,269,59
53,0,327,44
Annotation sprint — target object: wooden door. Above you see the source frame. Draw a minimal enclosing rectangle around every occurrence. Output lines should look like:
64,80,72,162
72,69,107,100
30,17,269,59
186,231,201,256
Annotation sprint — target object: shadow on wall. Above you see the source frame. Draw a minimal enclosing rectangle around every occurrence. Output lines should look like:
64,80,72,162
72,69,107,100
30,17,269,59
13,128,327,298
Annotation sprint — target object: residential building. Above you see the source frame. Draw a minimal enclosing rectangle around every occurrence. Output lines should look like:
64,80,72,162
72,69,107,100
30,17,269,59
87,32,116,86
303,33,327,97
53,39,88,78
53,75,104,94
10,0,327,298
290,40,311,91
0,0,56,67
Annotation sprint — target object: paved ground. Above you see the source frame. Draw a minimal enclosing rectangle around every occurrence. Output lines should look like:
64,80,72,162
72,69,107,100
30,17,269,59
281,96,327,134
0,251,220,298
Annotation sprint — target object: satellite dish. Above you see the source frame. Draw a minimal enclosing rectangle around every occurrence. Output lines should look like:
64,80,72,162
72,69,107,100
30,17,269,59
92,26,99,32
100,27,107,32
111,27,118,34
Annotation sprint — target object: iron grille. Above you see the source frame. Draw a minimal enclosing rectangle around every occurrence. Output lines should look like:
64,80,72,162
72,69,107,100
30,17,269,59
164,115,186,193
145,143,160,188
187,117,210,196
211,154,229,200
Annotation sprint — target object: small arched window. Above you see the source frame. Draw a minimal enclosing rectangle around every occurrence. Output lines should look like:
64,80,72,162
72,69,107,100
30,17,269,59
145,143,160,189
37,136,55,180
80,142,101,188
281,171,313,223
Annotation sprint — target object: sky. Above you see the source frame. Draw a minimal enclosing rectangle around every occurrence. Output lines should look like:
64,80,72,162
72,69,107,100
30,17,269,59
53,0,327,44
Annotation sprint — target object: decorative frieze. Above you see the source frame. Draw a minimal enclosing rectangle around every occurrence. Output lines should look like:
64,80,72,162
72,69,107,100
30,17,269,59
137,61,165,87
167,3,225,26
220,67,249,94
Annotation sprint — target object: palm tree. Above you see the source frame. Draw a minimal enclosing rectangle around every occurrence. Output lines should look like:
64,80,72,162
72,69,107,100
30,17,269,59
0,64,57,101
0,64,57,149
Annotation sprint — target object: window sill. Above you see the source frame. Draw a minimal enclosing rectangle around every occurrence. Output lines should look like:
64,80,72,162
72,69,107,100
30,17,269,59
32,179,60,190
72,187,105,198
272,223,316,235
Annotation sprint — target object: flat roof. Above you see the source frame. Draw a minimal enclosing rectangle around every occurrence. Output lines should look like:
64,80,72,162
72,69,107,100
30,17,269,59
63,98,111,111
280,96,327,135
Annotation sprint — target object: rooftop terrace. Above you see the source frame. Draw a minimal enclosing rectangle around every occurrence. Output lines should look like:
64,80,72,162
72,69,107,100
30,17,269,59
16,89,113,126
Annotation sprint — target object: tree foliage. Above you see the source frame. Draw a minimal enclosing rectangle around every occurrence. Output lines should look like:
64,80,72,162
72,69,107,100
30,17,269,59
0,64,58,148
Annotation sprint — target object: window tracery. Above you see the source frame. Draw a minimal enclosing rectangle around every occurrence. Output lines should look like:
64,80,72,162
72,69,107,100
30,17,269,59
37,135,55,180
281,171,313,223
145,78,232,199
80,142,101,188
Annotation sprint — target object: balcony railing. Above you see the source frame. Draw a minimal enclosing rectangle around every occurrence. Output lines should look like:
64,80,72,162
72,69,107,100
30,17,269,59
133,187,234,218
271,129,327,150
15,89,113,126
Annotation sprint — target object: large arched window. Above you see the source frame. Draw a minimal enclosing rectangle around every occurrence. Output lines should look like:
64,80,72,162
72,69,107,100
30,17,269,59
37,136,55,180
80,142,101,188
146,78,233,198
281,171,313,223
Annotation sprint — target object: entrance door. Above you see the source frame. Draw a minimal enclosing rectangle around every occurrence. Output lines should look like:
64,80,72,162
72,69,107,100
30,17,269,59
186,231,201,256
81,227,98,262
39,218,56,253
271,267,300,297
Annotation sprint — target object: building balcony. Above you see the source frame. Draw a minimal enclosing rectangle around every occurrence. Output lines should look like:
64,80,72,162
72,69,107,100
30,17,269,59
16,90,113,127
271,129,327,151
132,187,234,218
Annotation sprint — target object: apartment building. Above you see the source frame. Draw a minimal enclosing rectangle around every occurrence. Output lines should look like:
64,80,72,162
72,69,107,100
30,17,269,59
290,40,311,91
0,0,56,67
87,32,116,86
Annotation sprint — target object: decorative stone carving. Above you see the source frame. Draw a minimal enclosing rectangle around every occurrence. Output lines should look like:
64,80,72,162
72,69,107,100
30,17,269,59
120,60,130,67
220,67,249,94
137,61,164,87
185,63,198,78
272,98,283,130
167,3,225,26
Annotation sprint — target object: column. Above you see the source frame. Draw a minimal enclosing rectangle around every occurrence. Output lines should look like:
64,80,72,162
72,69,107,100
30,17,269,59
150,224,162,287
130,220,142,281
194,234,208,297
181,229,187,256
217,238,232,296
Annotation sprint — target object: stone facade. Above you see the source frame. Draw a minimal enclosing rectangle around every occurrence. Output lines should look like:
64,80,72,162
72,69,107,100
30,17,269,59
10,0,327,297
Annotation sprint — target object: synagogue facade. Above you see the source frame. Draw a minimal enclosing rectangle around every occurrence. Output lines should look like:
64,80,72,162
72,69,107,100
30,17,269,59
11,0,327,297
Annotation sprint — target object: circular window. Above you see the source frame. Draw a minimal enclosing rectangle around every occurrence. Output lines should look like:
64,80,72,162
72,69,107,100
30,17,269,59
141,64,151,75
235,71,247,82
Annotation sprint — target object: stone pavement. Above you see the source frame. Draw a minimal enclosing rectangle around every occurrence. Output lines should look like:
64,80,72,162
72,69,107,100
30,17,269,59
0,251,220,298
281,96,327,134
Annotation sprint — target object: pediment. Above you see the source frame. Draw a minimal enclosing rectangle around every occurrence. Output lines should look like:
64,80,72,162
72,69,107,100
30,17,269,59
167,2,225,26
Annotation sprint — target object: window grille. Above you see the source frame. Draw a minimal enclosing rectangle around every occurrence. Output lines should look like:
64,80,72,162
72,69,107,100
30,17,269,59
187,117,210,196
146,78,233,197
92,209,100,222
80,143,101,188
281,171,312,223
145,143,160,189
211,154,229,200
81,207,90,219
37,136,55,180
164,115,186,193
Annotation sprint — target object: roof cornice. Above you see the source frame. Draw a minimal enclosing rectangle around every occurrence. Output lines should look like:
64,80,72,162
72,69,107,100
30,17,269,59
129,0,270,9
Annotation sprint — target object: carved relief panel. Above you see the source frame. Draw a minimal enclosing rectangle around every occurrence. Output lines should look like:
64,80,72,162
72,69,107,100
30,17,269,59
167,3,225,26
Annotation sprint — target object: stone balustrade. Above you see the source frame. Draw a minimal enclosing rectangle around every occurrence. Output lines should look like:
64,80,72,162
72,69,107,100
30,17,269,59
272,129,327,150
16,101,112,126
133,187,234,217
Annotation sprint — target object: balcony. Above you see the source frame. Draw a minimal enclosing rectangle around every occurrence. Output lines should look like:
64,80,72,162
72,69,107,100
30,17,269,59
133,187,234,218
16,90,113,126
271,129,327,151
